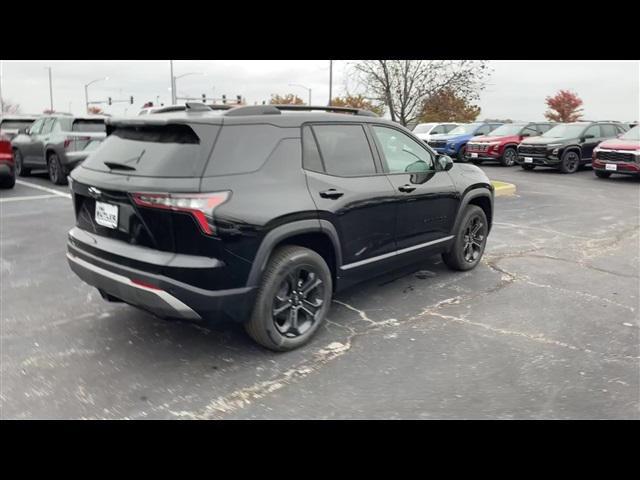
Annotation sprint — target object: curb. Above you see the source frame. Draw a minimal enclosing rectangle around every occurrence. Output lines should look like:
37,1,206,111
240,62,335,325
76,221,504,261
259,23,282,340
491,181,517,197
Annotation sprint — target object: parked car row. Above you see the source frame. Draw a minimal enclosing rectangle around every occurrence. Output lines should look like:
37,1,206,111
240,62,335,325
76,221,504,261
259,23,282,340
0,113,107,187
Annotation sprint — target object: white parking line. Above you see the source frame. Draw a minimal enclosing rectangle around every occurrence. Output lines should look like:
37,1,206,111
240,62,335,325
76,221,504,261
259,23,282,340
14,180,71,199
0,194,66,203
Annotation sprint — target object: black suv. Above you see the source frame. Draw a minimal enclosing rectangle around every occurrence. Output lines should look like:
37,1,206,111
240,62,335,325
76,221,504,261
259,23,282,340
516,121,628,173
66,104,494,351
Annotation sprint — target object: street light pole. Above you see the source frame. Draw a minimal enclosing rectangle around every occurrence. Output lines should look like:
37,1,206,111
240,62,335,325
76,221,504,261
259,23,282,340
328,60,333,106
47,67,53,112
173,72,204,103
84,77,109,114
0,60,4,113
170,60,176,105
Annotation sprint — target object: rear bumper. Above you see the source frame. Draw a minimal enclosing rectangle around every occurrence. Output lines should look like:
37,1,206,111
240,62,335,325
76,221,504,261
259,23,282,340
67,227,257,323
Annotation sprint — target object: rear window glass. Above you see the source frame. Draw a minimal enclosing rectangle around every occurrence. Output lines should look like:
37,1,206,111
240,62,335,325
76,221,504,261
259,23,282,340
205,124,295,176
72,120,106,132
82,124,218,177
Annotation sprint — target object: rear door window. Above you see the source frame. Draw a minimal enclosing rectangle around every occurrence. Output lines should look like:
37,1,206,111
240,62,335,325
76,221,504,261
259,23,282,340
302,126,324,173
82,123,219,177
72,119,106,132
312,124,376,176
40,118,54,134
584,125,601,138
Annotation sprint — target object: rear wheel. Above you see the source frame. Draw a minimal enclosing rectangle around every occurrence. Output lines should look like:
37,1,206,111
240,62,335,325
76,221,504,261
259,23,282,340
442,205,488,271
14,149,30,177
560,150,580,174
47,152,67,185
500,147,517,167
245,246,332,351
521,164,535,171
0,170,15,189
457,145,468,162
595,170,612,179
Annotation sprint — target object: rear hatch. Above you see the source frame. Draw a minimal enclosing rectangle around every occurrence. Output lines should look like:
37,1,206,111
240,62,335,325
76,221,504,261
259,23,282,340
70,121,221,258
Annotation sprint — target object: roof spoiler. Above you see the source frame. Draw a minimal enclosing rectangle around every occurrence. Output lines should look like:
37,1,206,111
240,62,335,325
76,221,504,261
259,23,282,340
224,104,379,117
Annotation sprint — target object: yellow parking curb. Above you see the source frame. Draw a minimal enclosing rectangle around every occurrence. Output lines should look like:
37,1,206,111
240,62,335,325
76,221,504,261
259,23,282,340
491,181,517,197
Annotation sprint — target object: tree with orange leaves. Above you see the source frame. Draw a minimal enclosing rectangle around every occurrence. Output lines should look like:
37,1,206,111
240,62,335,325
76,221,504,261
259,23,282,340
544,90,584,122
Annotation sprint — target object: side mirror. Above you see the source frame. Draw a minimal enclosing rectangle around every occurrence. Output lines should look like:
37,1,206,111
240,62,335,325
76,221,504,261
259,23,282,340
438,155,454,171
583,134,595,139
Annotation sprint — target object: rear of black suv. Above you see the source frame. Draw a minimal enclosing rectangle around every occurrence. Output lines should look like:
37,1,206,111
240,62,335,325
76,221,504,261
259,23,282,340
67,106,494,351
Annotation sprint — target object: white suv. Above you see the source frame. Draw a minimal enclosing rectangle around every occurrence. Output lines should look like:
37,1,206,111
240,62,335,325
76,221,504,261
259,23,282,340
412,122,461,142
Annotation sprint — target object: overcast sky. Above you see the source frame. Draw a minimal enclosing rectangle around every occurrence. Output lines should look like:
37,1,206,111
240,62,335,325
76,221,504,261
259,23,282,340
1,60,638,121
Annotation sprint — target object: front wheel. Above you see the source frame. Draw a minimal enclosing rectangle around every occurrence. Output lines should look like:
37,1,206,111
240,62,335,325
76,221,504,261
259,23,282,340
14,149,30,177
594,170,612,179
442,205,488,271
245,246,333,351
500,147,517,167
560,150,580,174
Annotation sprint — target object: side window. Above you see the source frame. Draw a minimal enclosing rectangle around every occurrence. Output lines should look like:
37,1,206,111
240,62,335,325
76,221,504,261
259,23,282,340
600,124,617,137
444,124,458,133
40,118,54,134
584,125,601,138
29,118,45,135
50,119,62,133
476,125,491,135
537,124,550,134
312,124,377,177
302,125,324,173
431,125,445,134
205,124,289,176
372,125,434,174
523,126,538,136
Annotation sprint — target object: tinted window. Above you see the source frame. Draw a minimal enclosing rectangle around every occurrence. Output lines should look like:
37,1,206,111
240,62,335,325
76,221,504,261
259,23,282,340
0,119,34,130
72,119,106,132
476,125,491,135
206,124,293,176
83,124,218,178
312,124,376,176
431,125,446,134
302,126,324,173
600,124,617,137
40,118,54,134
372,125,434,174
28,118,45,135
537,124,553,133
584,125,601,138
444,124,459,133
523,126,538,136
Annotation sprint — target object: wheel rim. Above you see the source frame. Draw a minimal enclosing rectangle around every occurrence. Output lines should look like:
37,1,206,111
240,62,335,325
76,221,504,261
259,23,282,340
272,266,324,338
15,152,23,174
504,149,515,166
462,215,486,264
49,156,60,182
565,152,579,172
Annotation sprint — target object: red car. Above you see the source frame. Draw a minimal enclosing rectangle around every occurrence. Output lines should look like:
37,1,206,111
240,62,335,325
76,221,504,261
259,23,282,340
0,135,15,189
592,125,640,178
466,122,555,166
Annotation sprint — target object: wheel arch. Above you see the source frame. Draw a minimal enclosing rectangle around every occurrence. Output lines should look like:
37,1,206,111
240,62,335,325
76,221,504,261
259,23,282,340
451,188,494,238
246,219,342,290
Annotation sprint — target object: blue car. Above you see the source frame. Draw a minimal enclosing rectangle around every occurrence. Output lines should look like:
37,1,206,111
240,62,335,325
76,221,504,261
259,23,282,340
427,122,503,162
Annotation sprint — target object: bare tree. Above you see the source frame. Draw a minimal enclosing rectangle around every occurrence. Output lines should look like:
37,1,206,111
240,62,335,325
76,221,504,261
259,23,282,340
1,98,21,114
351,60,490,126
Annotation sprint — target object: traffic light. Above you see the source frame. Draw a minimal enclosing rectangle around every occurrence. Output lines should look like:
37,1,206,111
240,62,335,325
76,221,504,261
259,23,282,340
130,96,134,105
202,93,207,103
236,95,242,105
222,95,226,104
108,97,112,106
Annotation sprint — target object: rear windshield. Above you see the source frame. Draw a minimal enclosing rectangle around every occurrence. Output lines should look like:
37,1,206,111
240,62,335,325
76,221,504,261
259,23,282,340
82,124,219,177
72,119,106,132
1,119,34,130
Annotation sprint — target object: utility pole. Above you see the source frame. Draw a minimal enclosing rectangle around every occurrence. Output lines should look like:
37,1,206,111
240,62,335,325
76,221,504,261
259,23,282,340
328,60,333,106
47,67,53,112
0,60,4,113
170,60,176,105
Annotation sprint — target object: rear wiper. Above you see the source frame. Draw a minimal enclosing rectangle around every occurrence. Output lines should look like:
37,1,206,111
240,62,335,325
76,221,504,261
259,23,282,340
103,161,137,171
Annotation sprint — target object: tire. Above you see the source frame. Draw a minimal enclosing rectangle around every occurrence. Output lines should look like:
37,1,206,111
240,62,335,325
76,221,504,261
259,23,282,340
0,172,16,189
244,245,333,352
521,164,535,171
14,149,30,177
595,170,612,179
559,150,580,174
442,205,488,271
500,147,517,167
47,152,67,185
457,145,468,162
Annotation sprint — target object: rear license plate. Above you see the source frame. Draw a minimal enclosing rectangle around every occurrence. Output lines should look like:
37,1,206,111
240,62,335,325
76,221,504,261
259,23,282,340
524,157,533,163
605,163,617,171
95,201,118,229
471,152,478,158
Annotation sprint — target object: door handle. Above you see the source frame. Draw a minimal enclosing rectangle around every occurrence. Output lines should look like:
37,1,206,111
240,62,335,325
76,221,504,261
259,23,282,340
319,189,344,199
398,184,416,193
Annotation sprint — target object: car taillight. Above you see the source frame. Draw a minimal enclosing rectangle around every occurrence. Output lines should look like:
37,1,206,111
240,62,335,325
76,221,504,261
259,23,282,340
131,191,230,235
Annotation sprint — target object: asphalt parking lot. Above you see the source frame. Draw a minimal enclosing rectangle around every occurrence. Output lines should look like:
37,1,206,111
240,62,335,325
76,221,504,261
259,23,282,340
1,166,638,419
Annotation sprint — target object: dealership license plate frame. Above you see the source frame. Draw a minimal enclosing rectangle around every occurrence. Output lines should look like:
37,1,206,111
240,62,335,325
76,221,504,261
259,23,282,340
605,163,617,171
95,201,119,229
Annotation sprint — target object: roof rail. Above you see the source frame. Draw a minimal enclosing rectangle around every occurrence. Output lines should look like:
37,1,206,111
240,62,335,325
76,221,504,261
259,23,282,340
223,104,379,117
185,102,212,111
